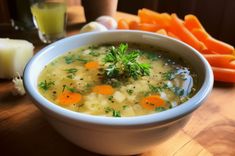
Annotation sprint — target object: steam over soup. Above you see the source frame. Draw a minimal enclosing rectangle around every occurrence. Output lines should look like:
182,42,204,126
38,43,198,117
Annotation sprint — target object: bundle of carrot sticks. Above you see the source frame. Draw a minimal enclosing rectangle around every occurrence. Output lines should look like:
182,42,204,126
117,8,235,83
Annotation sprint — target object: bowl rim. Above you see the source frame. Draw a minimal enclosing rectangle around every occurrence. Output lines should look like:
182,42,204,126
23,30,214,127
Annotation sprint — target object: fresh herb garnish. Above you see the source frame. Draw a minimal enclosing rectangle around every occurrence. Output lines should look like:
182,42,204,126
102,43,151,80
38,80,55,91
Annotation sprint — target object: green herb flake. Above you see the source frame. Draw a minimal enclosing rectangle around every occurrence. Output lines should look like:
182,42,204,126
126,89,133,95
155,107,166,112
172,87,185,96
162,71,175,80
76,56,88,63
65,68,78,75
122,105,128,110
65,68,78,79
89,51,100,57
112,110,121,117
64,55,75,64
108,96,113,101
38,80,55,91
146,52,159,61
105,107,112,113
104,107,121,117
148,84,162,93
62,85,79,93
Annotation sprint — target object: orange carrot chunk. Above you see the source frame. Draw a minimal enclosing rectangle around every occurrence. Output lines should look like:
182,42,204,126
212,67,235,83
140,95,165,110
204,54,235,69
170,14,206,52
56,90,82,105
118,19,129,29
92,85,114,95
85,61,99,69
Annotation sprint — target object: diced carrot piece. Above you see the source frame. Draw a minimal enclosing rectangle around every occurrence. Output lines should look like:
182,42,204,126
92,85,114,95
85,61,99,69
118,19,129,29
212,67,235,83
56,90,82,105
140,95,165,110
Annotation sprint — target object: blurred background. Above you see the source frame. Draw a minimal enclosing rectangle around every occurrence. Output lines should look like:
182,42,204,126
0,0,235,46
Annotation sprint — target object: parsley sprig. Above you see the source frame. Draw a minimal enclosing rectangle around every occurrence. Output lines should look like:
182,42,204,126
102,43,151,80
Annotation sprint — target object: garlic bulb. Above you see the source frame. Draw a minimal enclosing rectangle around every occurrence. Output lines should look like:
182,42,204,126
80,22,108,33
96,16,117,30
12,73,25,96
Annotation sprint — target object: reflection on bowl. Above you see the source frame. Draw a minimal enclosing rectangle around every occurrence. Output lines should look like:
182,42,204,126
24,30,213,155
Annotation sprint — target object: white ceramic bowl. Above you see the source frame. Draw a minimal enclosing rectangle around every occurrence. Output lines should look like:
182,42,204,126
24,31,213,155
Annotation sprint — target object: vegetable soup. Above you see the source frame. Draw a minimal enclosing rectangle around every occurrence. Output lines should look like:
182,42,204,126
38,43,198,117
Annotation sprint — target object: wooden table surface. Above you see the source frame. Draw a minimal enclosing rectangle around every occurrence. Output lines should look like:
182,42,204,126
1,6,235,156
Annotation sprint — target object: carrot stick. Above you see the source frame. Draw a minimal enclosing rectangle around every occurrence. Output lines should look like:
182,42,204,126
85,61,99,69
204,54,235,69
184,14,205,32
192,29,234,55
167,32,180,40
138,8,171,28
169,14,206,52
56,90,82,105
92,85,114,95
117,19,129,29
212,67,235,83
140,95,165,110
201,49,217,54
129,21,161,32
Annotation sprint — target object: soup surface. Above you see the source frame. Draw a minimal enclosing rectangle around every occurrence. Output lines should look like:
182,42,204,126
38,43,198,117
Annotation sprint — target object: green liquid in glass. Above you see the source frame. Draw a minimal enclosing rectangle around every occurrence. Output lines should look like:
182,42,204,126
31,2,66,36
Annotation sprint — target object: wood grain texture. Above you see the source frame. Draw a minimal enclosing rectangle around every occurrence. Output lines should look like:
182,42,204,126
1,6,235,156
